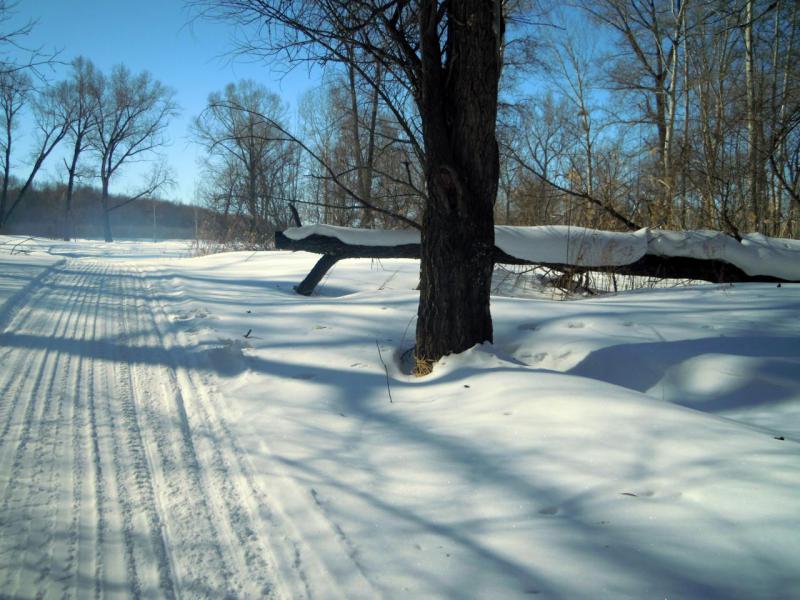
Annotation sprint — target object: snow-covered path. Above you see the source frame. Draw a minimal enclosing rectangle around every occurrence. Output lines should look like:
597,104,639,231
0,260,283,599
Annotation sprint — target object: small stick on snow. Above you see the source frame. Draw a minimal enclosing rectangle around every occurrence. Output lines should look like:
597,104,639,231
10,236,36,255
244,329,252,338
376,340,393,403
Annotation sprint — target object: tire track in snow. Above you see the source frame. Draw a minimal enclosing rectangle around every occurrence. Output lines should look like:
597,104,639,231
0,262,98,597
138,267,376,600
54,264,94,599
0,263,86,462
85,270,110,600
121,266,254,598
91,270,143,599
1,257,371,599
135,269,292,598
0,261,178,599
29,263,101,598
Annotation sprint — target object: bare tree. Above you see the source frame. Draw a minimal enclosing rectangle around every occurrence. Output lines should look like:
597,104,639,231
0,67,28,225
294,70,424,228
0,79,73,228
192,0,507,370
56,56,101,240
580,0,687,226
194,80,294,244
90,64,178,242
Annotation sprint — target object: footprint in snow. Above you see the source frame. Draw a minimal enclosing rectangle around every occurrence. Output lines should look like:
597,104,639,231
531,352,549,363
567,321,585,329
538,506,559,515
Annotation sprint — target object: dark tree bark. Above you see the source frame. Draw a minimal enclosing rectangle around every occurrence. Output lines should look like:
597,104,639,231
64,141,79,240
414,0,503,368
100,177,112,243
0,109,12,226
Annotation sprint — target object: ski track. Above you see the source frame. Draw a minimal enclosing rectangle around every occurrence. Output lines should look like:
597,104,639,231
0,258,364,600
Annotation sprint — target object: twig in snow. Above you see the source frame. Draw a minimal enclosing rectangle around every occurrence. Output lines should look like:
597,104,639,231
244,329,252,338
375,340,393,403
10,236,36,255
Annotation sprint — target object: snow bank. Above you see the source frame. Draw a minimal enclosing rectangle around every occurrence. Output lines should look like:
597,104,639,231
284,224,800,279
646,229,800,279
284,223,419,247
495,225,646,266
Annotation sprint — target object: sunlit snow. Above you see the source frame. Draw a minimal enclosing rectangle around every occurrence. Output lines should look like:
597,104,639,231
0,235,798,599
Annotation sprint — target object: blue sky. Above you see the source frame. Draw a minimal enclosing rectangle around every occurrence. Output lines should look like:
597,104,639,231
7,0,320,203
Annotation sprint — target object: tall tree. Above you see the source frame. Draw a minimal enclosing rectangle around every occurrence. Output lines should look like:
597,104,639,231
580,0,687,226
194,80,295,244
57,56,101,240
90,64,178,242
192,0,506,371
295,71,424,228
1,79,73,228
0,67,28,225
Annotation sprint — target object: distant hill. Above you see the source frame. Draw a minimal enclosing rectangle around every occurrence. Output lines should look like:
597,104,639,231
2,182,213,240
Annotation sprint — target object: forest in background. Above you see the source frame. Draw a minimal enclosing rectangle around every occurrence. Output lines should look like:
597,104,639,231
2,181,208,240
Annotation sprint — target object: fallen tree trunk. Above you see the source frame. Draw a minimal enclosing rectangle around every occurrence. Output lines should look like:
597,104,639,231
275,230,796,295
275,232,419,295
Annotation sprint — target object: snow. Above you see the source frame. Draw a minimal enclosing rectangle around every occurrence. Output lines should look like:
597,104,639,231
284,224,420,247
647,229,800,279
1,235,799,599
495,225,645,266
284,224,800,279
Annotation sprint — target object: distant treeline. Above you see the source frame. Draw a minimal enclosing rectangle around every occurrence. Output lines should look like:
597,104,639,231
2,181,211,240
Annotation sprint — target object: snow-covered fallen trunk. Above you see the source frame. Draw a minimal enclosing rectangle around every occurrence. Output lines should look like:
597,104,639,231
276,225,800,294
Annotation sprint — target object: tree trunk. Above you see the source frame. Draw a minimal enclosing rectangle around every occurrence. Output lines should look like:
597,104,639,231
0,124,11,228
743,0,762,232
414,0,502,371
64,185,73,242
101,177,113,242
64,137,82,241
275,229,800,291
345,57,374,226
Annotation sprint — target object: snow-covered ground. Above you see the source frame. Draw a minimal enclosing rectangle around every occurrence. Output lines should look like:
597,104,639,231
1,235,798,599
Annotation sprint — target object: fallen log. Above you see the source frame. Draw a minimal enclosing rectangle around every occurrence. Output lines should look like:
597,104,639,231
275,227,799,295
274,232,420,295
